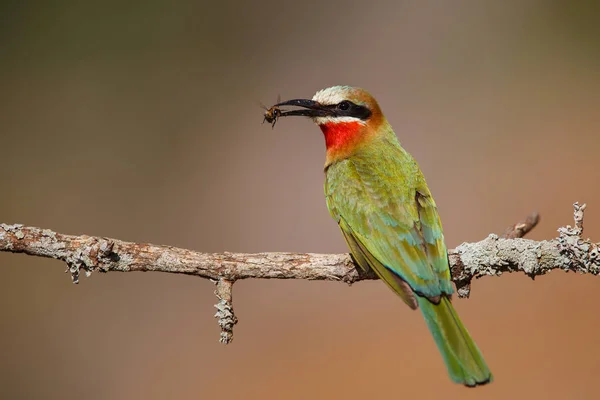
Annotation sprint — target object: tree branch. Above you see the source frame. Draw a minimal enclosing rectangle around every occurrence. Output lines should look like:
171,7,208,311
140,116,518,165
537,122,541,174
1,203,598,343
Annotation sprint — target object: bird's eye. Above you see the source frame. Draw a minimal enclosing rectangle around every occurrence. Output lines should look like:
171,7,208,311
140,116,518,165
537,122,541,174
338,101,351,111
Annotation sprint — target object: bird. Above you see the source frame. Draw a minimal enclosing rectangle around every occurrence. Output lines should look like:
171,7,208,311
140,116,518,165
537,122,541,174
273,86,492,386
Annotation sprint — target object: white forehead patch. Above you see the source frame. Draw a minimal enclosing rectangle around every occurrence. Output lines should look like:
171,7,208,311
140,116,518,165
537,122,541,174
311,86,367,125
312,86,349,106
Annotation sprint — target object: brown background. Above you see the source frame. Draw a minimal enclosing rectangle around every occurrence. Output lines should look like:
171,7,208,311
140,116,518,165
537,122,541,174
1,1,599,399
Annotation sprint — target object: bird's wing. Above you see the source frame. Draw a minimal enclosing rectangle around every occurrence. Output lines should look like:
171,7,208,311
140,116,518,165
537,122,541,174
326,162,453,303
414,184,453,291
339,216,419,309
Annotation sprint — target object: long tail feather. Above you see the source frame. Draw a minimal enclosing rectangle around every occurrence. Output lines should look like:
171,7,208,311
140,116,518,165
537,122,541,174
417,296,493,387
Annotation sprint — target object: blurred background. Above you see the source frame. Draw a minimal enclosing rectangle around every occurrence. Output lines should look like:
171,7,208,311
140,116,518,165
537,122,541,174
1,1,599,399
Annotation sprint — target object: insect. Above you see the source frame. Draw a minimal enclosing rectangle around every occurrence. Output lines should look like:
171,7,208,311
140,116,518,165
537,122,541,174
262,104,282,128
261,95,282,128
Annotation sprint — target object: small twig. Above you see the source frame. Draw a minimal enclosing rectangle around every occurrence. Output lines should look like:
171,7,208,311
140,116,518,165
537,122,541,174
502,212,540,239
573,202,586,232
556,202,598,275
214,279,237,344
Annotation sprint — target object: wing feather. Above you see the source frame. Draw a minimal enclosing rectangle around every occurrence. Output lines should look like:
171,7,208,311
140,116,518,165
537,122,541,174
326,154,453,303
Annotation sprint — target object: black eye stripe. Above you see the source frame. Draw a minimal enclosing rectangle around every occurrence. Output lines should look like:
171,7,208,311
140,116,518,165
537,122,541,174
324,101,372,120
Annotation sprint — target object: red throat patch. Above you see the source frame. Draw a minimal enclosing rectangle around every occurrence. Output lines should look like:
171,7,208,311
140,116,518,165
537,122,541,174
319,121,364,154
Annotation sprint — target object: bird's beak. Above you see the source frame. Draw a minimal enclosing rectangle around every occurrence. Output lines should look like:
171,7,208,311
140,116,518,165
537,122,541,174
274,99,332,118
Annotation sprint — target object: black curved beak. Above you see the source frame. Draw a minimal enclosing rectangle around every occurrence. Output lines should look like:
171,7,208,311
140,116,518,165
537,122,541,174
274,99,332,118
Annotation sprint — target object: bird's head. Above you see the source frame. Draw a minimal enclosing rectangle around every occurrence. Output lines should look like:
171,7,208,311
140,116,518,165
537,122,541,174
275,86,388,165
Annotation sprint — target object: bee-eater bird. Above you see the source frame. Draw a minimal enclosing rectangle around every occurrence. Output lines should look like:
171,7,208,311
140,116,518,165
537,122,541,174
273,86,492,387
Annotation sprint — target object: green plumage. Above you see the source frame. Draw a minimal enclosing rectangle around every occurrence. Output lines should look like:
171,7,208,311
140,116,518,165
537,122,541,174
325,121,492,386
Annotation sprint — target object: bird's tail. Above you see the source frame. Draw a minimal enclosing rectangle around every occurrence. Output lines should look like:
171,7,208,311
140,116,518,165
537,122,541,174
417,296,493,387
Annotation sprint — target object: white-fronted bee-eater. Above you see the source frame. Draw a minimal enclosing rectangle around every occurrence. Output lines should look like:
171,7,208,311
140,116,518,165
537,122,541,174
270,86,492,387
